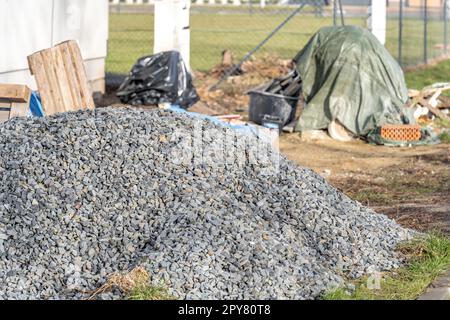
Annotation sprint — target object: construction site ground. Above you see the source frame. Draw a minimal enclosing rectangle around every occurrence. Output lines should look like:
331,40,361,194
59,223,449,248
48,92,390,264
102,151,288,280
101,56,450,236
280,135,450,236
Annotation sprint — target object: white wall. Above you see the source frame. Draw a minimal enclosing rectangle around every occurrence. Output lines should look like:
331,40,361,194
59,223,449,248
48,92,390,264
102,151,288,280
0,0,109,93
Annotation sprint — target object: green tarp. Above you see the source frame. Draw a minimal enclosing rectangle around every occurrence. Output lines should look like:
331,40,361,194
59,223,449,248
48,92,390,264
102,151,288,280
294,26,414,136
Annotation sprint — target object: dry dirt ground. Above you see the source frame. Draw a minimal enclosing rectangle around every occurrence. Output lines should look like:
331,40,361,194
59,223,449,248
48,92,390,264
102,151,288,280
280,134,450,235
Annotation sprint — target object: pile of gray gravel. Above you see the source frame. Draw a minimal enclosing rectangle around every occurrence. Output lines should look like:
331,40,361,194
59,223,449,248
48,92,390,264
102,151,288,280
0,107,414,300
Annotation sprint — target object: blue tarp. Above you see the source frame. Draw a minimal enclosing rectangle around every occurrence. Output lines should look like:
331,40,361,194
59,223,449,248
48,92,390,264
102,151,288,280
168,105,261,138
29,92,44,117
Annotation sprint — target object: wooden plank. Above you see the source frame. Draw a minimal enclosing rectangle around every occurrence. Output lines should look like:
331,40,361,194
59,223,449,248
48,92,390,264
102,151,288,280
0,84,31,102
0,100,12,108
437,95,450,109
59,42,83,109
420,98,450,121
52,46,74,112
40,49,65,115
65,41,95,110
9,102,29,118
408,89,420,98
0,99,11,123
28,40,95,115
9,88,30,119
28,52,57,115
422,84,450,97
0,110,10,123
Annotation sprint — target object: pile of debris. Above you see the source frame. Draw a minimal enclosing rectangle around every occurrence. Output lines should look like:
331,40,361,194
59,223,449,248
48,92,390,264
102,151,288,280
408,83,450,124
208,52,294,80
195,55,294,114
260,69,302,98
0,107,414,299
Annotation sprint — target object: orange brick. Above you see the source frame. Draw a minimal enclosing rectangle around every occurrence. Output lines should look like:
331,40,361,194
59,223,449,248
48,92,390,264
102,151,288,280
380,124,421,142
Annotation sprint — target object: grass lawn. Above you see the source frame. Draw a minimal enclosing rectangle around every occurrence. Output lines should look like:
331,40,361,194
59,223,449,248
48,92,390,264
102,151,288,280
107,12,448,74
324,233,450,300
405,59,450,90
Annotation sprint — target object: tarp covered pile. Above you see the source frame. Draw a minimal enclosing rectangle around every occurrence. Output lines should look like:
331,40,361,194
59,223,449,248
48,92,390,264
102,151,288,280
294,26,414,136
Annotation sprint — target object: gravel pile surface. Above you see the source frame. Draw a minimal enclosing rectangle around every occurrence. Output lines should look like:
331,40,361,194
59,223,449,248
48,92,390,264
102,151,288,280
0,107,414,300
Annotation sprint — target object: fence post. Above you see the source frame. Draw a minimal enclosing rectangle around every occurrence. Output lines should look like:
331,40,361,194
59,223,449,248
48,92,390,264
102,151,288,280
368,0,386,45
333,0,337,26
445,0,448,55
398,0,403,66
424,0,428,64
154,0,191,69
338,0,345,26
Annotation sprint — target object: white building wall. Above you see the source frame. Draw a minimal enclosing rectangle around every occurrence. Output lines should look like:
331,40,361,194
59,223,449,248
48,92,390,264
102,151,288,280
0,0,109,93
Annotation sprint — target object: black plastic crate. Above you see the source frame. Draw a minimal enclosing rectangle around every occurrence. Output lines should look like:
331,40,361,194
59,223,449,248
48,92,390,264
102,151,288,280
248,90,299,126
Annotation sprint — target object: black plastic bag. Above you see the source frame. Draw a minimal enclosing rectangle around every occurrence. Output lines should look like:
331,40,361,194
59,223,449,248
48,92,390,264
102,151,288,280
116,51,199,109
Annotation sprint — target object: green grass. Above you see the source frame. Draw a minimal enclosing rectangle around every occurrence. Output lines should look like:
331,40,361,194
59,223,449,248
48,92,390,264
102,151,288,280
323,233,450,300
351,190,393,206
107,14,154,74
434,118,450,129
356,175,450,206
108,12,449,74
338,167,450,207
405,59,450,90
128,285,174,300
107,13,350,73
439,130,450,143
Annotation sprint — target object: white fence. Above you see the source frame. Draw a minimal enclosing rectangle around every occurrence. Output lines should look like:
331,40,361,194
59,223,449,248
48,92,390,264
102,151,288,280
110,0,154,3
109,0,282,6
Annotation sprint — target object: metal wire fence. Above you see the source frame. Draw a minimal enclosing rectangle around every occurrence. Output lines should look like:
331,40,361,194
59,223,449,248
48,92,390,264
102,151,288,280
107,0,450,77
389,2,450,68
